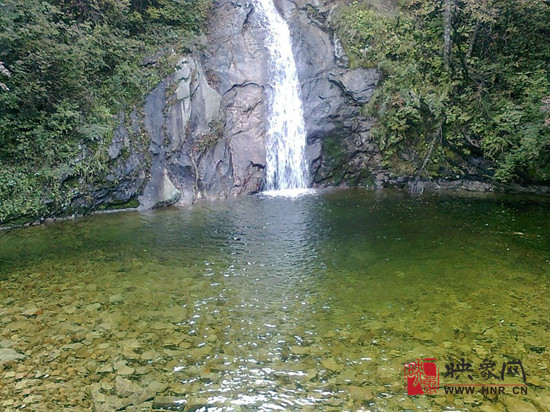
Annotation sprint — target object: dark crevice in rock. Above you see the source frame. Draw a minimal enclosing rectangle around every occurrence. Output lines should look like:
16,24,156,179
223,81,263,97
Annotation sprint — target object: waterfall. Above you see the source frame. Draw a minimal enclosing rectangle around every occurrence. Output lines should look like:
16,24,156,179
254,0,309,193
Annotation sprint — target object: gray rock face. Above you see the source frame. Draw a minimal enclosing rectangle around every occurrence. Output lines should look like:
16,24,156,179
186,0,385,195
136,0,269,207
0,348,25,363
330,69,380,104
73,0,387,214
193,0,268,198
279,0,385,186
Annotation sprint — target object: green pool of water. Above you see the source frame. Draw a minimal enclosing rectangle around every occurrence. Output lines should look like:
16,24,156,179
0,189,548,411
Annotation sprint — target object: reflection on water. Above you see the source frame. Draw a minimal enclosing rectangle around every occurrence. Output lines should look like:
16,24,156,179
210,193,326,409
0,189,549,411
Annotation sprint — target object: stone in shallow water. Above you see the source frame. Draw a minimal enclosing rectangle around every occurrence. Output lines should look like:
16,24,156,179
479,405,504,412
102,395,126,411
86,303,102,312
92,389,106,403
163,306,187,321
116,376,142,398
162,336,184,347
114,360,135,376
291,345,310,355
0,348,25,363
122,349,141,360
15,371,27,380
99,312,123,330
147,380,168,394
532,394,550,411
150,322,175,331
122,339,141,351
189,345,212,358
502,397,538,412
109,294,124,304
101,381,114,391
339,369,357,382
179,341,191,349
98,364,114,373
347,386,373,401
152,396,186,411
21,307,42,317
135,366,150,375
141,350,161,361
186,399,209,412
14,379,27,390
168,383,186,395
321,358,343,371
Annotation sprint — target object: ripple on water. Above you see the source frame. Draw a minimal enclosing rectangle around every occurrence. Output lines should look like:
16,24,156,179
0,189,548,410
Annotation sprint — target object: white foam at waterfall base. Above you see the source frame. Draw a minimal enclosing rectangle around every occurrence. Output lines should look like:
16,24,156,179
261,188,316,198
254,0,309,193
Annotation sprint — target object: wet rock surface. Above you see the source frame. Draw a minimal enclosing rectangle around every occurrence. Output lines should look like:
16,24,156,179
277,0,385,187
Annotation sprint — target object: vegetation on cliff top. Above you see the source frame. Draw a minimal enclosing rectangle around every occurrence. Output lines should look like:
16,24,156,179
0,0,212,224
335,0,550,184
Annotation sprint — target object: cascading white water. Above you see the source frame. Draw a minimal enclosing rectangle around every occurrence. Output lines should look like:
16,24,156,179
254,0,309,193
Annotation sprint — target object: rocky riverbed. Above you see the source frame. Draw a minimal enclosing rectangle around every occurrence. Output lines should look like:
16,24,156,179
1,191,549,411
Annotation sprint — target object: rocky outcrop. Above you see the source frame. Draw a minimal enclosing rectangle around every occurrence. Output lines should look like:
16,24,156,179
277,0,385,186
195,0,386,193
80,0,387,213
108,1,269,210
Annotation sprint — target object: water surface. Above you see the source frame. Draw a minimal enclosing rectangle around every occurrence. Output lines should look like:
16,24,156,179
0,189,548,411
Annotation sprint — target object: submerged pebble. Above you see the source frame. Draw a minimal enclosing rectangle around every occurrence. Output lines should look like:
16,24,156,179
0,191,548,410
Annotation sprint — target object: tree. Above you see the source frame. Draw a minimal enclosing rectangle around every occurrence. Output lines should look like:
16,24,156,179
0,0,213,223
335,0,550,183
443,0,454,70
0,61,9,91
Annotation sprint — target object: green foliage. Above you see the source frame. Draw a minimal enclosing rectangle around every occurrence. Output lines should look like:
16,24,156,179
320,135,350,184
192,120,224,153
335,0,550,183
0,0,212,224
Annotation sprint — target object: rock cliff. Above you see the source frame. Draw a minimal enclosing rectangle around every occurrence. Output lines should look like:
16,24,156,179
93,0,385,211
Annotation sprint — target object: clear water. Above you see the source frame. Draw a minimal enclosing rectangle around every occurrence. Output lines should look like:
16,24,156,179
254,0,309,191
0,189,549,411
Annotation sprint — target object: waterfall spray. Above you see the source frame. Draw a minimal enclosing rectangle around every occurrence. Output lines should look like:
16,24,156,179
254,0,309,194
